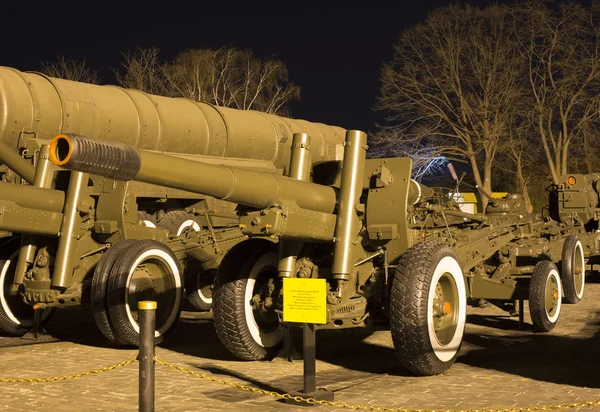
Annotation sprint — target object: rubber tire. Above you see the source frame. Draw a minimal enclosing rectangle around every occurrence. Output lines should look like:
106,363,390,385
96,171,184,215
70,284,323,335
90,239,138,343
157,210,200,235
560,235,585,304
137,211,157,228
390,240,467,376
0,237,53,336
107,240,183,346
529,260,562,332
185,268,216,312
213,240,283,360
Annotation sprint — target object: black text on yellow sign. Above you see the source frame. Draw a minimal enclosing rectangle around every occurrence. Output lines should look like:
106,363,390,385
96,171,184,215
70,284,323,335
282,278,327,324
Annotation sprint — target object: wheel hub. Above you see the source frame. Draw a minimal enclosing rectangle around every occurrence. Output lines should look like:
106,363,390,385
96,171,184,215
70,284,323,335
431,273,459,345
545,275,560,317
131,278,156,298
443,302,451,315
128,259,177,327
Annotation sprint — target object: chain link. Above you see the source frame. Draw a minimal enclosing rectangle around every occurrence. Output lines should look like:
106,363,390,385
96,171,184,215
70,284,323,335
153,357,600,412
0,358,136,383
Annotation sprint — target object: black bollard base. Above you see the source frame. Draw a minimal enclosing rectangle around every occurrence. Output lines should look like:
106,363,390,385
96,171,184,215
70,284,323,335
21,326,56,342
284,388,335,407
272,347,303,362
21,309,57,343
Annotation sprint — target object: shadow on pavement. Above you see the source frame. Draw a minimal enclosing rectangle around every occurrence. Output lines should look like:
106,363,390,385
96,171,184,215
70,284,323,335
466,313,523,331
311,327,401,375
159,313,239,361
308,321,600,388
459,313,600,388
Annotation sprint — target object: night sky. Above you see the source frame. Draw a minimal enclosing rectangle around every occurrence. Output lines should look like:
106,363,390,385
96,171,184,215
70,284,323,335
2,2,501,134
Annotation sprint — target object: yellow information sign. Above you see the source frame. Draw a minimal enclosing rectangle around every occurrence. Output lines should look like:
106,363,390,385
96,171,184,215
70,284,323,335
283,278,327,324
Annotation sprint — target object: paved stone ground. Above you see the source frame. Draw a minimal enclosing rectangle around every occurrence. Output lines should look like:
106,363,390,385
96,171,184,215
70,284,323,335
1,277,600,411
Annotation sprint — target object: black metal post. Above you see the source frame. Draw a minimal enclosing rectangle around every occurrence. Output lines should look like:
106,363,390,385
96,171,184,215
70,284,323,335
303,323,316,393
285,322,334,406
138,301,156,412
519,299,525,330
34,308,41,336
284,323,294,362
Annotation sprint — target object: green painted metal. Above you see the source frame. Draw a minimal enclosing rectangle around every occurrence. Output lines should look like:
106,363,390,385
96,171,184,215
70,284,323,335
0,201,62,236
332,131,368,280
4,63,590,365
0,182,64,213
0,142,35,184
277,133,312,278
48,126,583,377
51,134,338,215
51,171,88,289
138,151,338,214
0,64,351,322
15,145,58,285
0,66,346,170
550,173,600,224
288,133,312,182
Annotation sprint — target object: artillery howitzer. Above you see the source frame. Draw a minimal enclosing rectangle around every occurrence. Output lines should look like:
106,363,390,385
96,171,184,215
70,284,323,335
0,66,345,344
49,130,575,376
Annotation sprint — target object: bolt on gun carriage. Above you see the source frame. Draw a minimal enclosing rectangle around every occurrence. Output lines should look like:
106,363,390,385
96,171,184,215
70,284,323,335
49,131,573,376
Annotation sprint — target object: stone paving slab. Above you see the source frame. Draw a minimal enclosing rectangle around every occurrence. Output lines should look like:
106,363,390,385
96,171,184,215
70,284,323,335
1,277,600,411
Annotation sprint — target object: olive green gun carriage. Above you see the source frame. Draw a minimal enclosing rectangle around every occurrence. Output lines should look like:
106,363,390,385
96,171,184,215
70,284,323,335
50,130,576,376
0,66,346,345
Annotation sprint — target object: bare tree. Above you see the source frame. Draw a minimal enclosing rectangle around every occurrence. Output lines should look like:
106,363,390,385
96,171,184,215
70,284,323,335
519,1,600,183
115,47,300,116
574,124,600,173
113,47,167,95
41,56,99,84
374,4,524,209
497,118,540,212
368,133,451,182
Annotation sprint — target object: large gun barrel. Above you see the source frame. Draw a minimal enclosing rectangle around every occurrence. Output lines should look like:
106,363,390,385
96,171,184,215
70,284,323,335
0,66,345,169
50,134,338,214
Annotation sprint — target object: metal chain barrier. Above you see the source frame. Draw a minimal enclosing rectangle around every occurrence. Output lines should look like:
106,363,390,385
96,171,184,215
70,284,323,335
0,358,136,383
153,357,600,412
1,354,599,411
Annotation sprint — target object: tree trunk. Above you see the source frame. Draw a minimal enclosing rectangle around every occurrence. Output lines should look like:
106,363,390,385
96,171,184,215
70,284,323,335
468,154,488,212
561,142,569,176
539,116,559,183
482,159,493,212
515,159,533,213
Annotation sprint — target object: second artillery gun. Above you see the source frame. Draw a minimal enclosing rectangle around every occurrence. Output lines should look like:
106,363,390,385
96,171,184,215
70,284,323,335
49,130,580,376
0,66,345,344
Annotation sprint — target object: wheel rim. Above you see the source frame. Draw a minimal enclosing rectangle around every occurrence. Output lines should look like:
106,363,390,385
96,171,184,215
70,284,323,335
196,275,212,304
432,273,459,345
573,241,585,299
545,269,562,323
176,220,200,236
427,255,466,362
124,249,182,337
0,251,51,327
142,220,157,228
244,252,282,348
